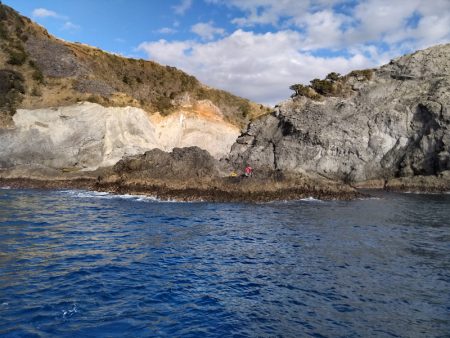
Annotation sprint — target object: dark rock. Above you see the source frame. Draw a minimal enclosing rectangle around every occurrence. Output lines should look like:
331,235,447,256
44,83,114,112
114,146,220,179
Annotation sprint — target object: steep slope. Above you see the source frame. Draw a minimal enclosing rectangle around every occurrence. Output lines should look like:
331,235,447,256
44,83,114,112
227,44,450,186
0,3,268,129
0,3,270,172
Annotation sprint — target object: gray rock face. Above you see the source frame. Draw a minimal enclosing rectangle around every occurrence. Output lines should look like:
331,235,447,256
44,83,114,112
228,44,450,182
25,37,88,78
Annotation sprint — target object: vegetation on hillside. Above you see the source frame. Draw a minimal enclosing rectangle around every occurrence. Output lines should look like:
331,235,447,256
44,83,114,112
289,69,374,101
0,2,268,128
0,3,33,118
0,69,25,115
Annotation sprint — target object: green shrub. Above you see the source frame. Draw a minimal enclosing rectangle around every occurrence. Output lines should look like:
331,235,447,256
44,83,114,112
310,78,334,95
348,69,373,81
86,95,100,104
7,49,27,65
32,69,44,83
154,96,173,114
326,72,341,81
0,69,25,115
0,4,7,21
239,102,251,118
19,33,28,42
289,84,310,96
0,21,7,39
290,84,322,100
14,23,22,35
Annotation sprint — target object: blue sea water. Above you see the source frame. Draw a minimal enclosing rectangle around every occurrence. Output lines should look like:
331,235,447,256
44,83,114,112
0,188,449,338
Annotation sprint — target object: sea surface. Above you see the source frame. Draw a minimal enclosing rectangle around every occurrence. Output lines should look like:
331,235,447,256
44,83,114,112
0,188,449,338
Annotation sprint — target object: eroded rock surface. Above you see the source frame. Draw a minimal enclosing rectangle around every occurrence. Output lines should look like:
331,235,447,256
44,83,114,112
0,102,239,171
228,44,450,183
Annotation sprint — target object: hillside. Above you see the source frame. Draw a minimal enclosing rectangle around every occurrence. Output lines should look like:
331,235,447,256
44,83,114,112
227,43,450,190
0,3,268,128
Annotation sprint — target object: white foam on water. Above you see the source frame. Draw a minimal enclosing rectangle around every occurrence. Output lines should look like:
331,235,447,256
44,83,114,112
0,186,11,190
62,303,78,319
58,190,110,199
403,191,449,195
135,195,165,202
299,197,323,202
265,197,325,204
135,195,199,203
115,193,183,203
57,189,185,203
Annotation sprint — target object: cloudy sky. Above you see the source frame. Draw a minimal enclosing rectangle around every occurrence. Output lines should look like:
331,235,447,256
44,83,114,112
4,0,450,105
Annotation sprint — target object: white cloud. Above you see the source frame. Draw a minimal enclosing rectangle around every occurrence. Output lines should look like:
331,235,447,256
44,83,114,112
62,21,80,31
208,0,450,50
32,8,62,19
297,10,349,50
191,21,225,40
138,30,375,105
173,0,193,15
136,0,450,105
32,7,81,32
157,27,177,34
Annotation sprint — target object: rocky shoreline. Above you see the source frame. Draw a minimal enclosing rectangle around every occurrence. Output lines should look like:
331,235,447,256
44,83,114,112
0,175,362,202
1,145,449,202
2,172,449,203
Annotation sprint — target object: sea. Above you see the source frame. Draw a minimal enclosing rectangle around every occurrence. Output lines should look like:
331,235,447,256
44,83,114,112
0,188,449,337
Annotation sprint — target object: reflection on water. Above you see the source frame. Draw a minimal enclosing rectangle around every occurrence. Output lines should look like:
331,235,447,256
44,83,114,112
0,189,449,337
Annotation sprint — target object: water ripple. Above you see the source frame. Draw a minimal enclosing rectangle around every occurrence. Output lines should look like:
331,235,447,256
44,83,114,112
0,189,449,337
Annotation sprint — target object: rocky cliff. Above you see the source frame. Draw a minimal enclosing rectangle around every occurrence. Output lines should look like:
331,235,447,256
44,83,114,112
0,3,267,172
228,44,450,187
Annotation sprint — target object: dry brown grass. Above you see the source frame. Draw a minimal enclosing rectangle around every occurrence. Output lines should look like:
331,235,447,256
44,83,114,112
0,2,269,128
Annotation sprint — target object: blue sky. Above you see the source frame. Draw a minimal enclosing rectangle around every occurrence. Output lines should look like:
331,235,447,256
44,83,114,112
3,0,450,105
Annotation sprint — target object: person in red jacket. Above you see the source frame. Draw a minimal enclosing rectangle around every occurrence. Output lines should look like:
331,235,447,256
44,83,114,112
244,166,253,177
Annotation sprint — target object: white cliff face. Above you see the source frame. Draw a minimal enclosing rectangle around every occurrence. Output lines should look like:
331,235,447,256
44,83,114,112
0,102,239,171
152,108,239,158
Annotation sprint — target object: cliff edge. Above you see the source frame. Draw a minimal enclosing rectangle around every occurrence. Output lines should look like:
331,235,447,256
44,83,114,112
227,44,450,191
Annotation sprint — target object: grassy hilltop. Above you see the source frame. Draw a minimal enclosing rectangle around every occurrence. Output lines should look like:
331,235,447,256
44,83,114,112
0,3,269,127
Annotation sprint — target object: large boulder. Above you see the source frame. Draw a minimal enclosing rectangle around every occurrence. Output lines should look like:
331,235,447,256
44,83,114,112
113,146,220,180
